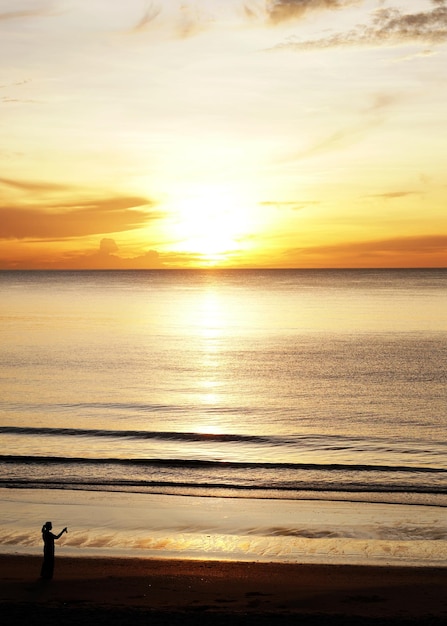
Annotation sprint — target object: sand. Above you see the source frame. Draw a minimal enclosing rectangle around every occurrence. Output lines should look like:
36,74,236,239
1,555,446,625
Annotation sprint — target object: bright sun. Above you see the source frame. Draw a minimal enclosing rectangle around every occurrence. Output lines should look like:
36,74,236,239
169,186,253,264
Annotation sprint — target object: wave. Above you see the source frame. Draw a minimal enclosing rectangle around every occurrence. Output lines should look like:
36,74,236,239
0,425,272,445
1,453,446,475
2,428,446,502
2,425,445,455
2,454,446,503
2,478,447,500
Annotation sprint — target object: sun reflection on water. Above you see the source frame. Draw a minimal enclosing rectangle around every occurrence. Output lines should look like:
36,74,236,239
193,290,229,434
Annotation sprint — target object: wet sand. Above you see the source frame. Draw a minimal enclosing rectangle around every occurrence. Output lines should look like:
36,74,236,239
1,555,446,625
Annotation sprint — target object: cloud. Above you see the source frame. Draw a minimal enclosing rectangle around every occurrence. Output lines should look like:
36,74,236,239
61,239,165,269
131,2,161,33
0,237,209,270
0,238,165,270
0,196,158,240
128,0,358,38
0,4,54,23
1,97,39,104
0,80,31,89
0,10,43,22
175,4,213,39
366,191,419,200
265,0,360,25
0,177,72,193
284,234,447,267
99,237,119,254
270,2,447,50
0,177,160,241
129,1,213,39
0,80,36,105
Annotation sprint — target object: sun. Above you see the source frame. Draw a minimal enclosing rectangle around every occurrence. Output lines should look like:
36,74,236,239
169,185,253,264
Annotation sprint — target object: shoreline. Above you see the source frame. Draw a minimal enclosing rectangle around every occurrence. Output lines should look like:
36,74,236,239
1,555,446,625
2,488,447,568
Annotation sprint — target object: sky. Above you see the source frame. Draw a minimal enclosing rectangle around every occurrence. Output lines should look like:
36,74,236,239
1,0,446,269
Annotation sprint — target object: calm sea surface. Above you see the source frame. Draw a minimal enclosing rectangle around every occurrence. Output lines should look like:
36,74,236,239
1,269,446,564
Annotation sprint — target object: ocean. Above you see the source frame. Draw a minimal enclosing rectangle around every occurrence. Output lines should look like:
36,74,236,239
0,268,446,565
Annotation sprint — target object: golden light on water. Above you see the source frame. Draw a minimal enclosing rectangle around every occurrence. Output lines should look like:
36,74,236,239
193,289,228,435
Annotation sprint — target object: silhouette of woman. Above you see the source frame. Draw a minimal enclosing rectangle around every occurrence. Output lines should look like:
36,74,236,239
40,521,67,580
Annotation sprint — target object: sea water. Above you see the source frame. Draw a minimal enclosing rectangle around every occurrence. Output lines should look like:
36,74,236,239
0,269,446,565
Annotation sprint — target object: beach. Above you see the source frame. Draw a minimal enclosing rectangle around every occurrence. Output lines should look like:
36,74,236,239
1,555,446,625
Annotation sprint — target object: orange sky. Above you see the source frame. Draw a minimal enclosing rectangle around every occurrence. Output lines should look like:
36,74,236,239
1,1,446,269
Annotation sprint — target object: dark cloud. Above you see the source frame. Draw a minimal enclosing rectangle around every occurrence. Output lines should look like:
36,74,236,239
270,3,447,50
266,0,359,25
0,196,158,240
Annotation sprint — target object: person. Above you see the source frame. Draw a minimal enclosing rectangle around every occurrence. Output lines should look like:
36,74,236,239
40,521,67,580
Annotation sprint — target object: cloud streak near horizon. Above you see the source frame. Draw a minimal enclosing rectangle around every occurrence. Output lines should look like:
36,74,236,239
286,234,447,262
